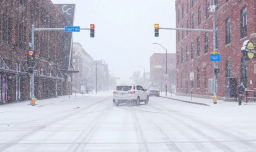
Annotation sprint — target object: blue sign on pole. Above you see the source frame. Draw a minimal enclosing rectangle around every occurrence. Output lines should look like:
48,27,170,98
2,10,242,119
210,52,220,61
65,26,80,32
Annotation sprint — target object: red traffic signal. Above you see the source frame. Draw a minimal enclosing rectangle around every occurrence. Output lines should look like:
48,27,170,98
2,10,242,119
154,24,159,37
28,51,33,56
90,24,95,38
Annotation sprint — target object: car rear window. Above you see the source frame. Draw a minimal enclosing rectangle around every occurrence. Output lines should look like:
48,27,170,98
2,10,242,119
116,86,132,91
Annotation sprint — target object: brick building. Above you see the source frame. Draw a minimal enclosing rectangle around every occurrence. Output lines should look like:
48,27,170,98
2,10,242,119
176,0,256,99
0,0,74,103
150,53,176,92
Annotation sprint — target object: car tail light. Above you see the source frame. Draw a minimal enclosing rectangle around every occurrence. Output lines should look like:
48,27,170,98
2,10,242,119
113,91,118,94
129,91,135,94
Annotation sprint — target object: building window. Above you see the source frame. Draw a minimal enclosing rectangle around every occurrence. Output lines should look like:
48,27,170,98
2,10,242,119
215,26,218,49
2,15,7,42
198,7,201,25
181,73,183,88
197,68,200,89
178,31,180,42
192,0,194,7
197,37,200,56
206,0,209,19
182,25,184,39
8,18,13,45
192,14,194,29
204,32,208,53
225,60,231,77
186,46,188,62
187,20,189,35
182,4,184,19
181,49,183,63
204,67,207,88
191,42,193,60
241,7,247,39
177,53,179,65
178,10,180,23
187,0,189,13
225,18,231,45
214,0,219,10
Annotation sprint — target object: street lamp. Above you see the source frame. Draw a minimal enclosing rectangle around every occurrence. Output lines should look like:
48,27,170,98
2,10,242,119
138,65,145,86
152,43,168,96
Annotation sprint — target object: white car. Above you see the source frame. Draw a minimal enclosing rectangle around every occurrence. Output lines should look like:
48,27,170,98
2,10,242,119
113,84,149,106
149,87,160,97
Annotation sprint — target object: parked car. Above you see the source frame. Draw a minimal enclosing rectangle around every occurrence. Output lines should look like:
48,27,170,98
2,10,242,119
149,87,160,97
113,84,149,106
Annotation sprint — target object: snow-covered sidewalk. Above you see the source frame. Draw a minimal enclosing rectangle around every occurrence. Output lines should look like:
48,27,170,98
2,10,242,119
160,93,256,107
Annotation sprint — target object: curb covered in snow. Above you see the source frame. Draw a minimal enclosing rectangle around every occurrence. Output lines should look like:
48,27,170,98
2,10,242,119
160,96,210,106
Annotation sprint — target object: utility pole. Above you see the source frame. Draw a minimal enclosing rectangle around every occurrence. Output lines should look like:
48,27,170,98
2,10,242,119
152,43,168,96
211,3,217,98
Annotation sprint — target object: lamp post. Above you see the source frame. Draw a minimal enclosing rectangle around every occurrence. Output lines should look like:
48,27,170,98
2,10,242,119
152,43,168,96
138,65,145,86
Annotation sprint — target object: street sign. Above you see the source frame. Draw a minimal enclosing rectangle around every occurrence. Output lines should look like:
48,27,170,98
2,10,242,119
210,52,220,61
190,72,194,80
65,26,80,32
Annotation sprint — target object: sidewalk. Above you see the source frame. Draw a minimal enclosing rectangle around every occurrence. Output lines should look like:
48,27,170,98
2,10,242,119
160,93,232,106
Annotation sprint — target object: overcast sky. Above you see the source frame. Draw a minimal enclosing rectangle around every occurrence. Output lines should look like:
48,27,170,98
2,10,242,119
52,0,176,83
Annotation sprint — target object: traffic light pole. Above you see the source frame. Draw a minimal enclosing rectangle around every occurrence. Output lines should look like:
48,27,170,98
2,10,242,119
30,25,91,105
156,4,217,101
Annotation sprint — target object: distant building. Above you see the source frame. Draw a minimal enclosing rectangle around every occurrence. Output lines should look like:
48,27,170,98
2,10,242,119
92,60,109,92
72,42,94,93
176,0,256,99
150,53,176,92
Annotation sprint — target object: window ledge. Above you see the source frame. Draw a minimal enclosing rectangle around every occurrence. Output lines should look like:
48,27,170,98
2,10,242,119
240,37,247,41
225,43,231,47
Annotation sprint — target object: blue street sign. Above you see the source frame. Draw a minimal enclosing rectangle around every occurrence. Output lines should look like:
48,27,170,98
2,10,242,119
65,26,80,32
210,52,220,61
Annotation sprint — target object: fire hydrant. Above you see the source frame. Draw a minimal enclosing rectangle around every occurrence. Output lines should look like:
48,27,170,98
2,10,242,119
31,96,37,106
212,95,217,104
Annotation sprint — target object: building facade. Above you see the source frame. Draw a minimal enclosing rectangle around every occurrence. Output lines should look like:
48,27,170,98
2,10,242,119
0,0,74,103
72,42,94,93
92,60,109,92
150,53,176,92
176,0,256,99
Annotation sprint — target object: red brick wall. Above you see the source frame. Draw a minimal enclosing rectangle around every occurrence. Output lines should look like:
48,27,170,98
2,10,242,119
150,53,176,87
176,0,256,97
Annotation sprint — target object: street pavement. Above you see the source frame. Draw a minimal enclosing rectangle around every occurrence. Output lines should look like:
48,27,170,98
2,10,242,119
0,92,256,152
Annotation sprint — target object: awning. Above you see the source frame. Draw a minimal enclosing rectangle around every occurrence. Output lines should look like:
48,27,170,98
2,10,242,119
35,75,64,81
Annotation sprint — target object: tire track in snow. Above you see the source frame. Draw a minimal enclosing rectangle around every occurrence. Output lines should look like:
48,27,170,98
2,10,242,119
149,100,254,151
68,104,114,152
137,106,181,152
152,100,256,149
24,98,111,151
0,97,110,152
130,106,149,152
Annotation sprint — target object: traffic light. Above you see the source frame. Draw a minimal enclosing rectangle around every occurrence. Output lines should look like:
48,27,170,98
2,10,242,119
27,50,35,70
154,24,159,37
90,24,95,38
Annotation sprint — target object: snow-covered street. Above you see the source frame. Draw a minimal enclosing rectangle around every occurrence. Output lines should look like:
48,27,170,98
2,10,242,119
1,93,256,152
